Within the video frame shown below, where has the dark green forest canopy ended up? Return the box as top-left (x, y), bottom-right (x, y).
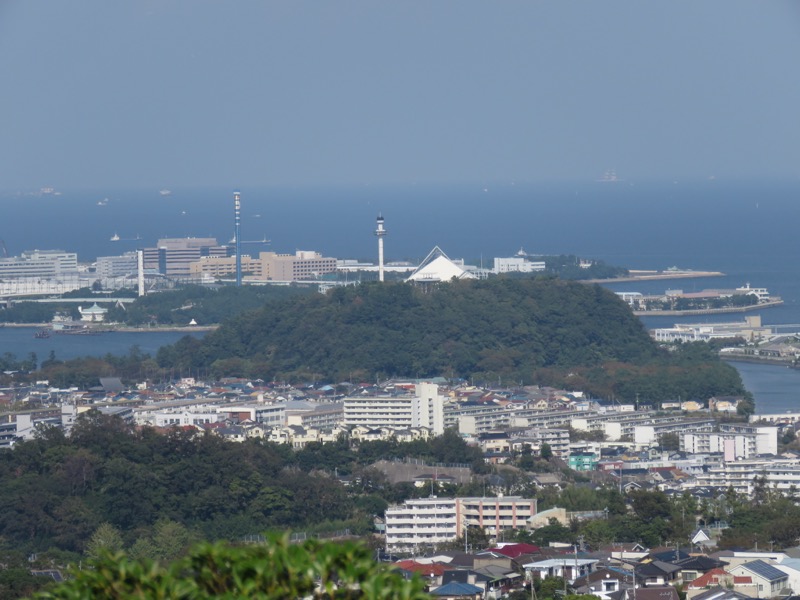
top-left (0, 414), bottom-right (483, 557)
top-left (154, 278), bottom-right (747, 402)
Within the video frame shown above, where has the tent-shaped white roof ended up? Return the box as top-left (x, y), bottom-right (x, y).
top-left (79, 303), bottom-right (107, 314)
top-left (407, 246), bottom-right (476, 283)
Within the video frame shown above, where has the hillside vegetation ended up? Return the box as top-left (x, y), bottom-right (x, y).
top-left (155, 278), bottom-right (746, 403)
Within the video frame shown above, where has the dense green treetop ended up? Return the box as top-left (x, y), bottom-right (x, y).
top-left (0, 414), bottom-right (484, 557)
top-left (157, 278), bottom-right (657, 381)
top-left (153, 278), bottom-right (747, 402)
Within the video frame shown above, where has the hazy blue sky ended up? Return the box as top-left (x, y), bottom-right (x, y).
top-left (1, 1), bottom-right (799, 190)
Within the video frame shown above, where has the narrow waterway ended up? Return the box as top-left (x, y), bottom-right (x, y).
top-left (0, 326), bottom-right (206, 364)
top-left (729, 360), bottom-right (800, 415)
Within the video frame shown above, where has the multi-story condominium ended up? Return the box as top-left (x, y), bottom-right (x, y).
top-left (514, 428), bottom-right (571, 458)
top-left (385, 497), bottom-right (458, 554)
top-left (0, 249), bottom-right (78, 279)
top-left (286, 401), bottom-right (344, 430)
top-left (634, 419), bottom-right (716, 446)
top-left (682, 424), bottom-right (778, 459)
top-left (343, 383), bottom-right (445, 435)
top-left (691, 457), bottom-right (800, 495)
top-left (384, 495), bottom-right (537, 554)
top-left (445, 404), bottom-right (583, 435)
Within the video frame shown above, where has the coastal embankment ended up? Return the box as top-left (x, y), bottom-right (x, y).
top-left (581, 269), bottom-right (724, 284)
top-left (1, 322), bottom-right (218, 333)
top-left (633, 299), bottom-right (784, 317)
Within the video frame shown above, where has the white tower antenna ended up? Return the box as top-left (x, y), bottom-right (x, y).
top-left (375, 214), bottom-right (387, 282)
top-left (137, 249), bottom-right (145, 297)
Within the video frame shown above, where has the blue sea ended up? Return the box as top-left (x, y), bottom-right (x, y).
top-left (2, 179), bottom-right (800, 412)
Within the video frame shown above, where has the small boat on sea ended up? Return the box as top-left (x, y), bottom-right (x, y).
top-left (34, 329), bottom-right (51, 339)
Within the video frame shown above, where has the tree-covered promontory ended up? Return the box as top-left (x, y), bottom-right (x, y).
top-left (155, 278), bottom-right (747, 402)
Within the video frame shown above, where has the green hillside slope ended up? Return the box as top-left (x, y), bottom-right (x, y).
top-left (155, 278), bottom-right (747, 403)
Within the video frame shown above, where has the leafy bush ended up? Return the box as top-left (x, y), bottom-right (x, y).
top-left (35, 534), bottom-right (428, 599)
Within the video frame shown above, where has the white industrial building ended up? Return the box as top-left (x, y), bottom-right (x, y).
top-left (0, 249), bottom-right (78, 279)
top-left (96, 252), bottom-right (138, 278)
top-left (652, 316), bottom-right (772, 343)
top-left (343, 383), bottom-right (445, 435)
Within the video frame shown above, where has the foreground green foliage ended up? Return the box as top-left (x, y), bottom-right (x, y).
top-left (35, 535), bottom-right (427, 599)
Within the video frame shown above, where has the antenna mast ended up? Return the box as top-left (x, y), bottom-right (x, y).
top-left (375, 214), bottom-right (387, 282)
top-left (234, 190), bottom-right (242, 286)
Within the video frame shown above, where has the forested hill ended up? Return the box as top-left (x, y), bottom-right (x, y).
top-left (157, 278), bottom-right (658, 384)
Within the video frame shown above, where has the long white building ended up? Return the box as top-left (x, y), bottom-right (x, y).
top-left (0, 249), bottom-right (78, 279)
top-left (343, 383), bottom-right (445, 434)
top-left (682, 423), bottom-right (778, 459)
top-left (384, 495), bottom-right (537, 554)
top-left (691, 457), bottom-right (800, 495)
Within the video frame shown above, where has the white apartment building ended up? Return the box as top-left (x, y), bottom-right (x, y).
top-left (692, 457), bottom-right (800, 495)
top-left (285, 401), bottom-right (344, 430)
top-left (384, 495), bottom-right (537, 555)
top-left (634, 419), bottom-right (716, 446)
top-left (343, 383), bottom-right (445, 435)
top-left (682, 424), bottom-right (778, 459)
top-left (385, 497), bottom-right (458, 554)
top-left (222, 403), bottom-right (286, 427)
top-left (511, 428), bottom-right (571, 458)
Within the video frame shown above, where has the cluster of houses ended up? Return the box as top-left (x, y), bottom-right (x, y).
top-left (388, 539), bottom-right (800, 600)
top-left (3, 376), bottom-right (800, 502)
